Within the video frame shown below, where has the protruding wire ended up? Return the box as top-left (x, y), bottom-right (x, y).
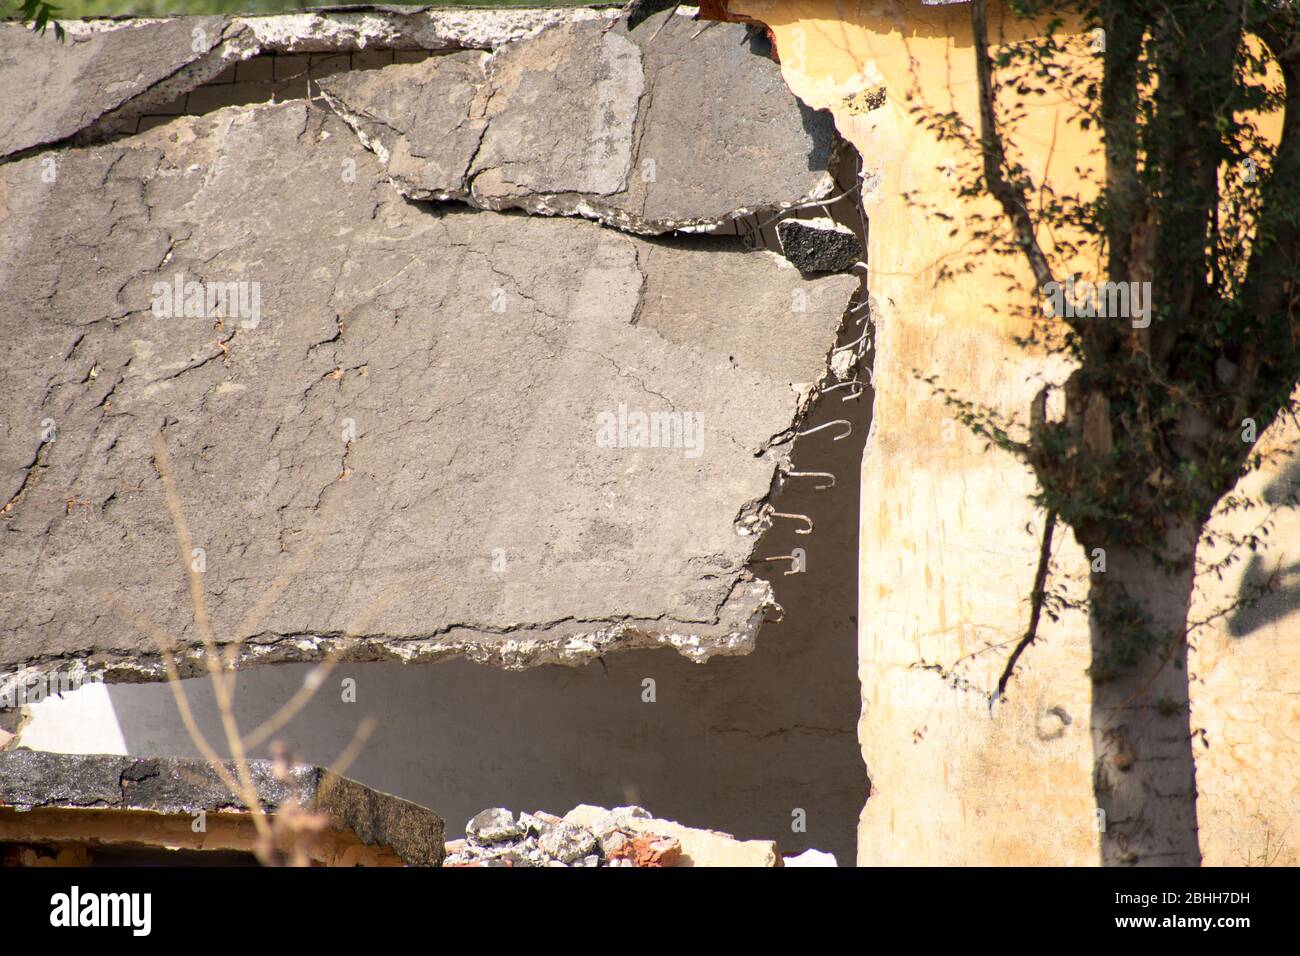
top-left (834, 329), bottom-right (871, 355)
top-left (798, 419), bottom-right (852, 441)
top-left (763, 506), bottom-right (814, 534)
top-left (749, 553), bottom-right (806, 576)
top-left (754, 183), bottom-right (864, 234)
top-left (786, 470), bottom-right (836, 490)
top-left (821, 380), bottom-right (864, 401)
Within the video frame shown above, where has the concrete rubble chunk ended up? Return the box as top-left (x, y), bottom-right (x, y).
top-left (607, 832), bottom-right (683, 866)
top-left (445, 803), bottom-right (779, 867)
top-left (563, 802), bottom-right (651, 838)
top-left (538, 821), bottom-right (599, 863)
top-left (466, 807), bottom-right (521, 845)
top-left (0, 97), bottom-right (857, 683)
top-left (777, 217), bottom-right (864, 276)
top-left (619, 814), bottom-right (781, 867)
top-left (0, 750), bottom-right (445, 866)
top-left (517, 811), bottom-right (556, 837)
top-left (318, 12), bottom-right (839, 234)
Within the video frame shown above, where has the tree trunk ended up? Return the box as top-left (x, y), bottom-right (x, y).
top-left (1088, 526), bottom-right (1202, 866)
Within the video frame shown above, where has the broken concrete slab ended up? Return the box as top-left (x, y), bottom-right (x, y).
top-left (0, 7), bottom-right (622, 160)
top-left (0, 98), bottom-right (856, 686)
top-left (318, 12), bottom-right (839, 233)
top-left (778, 217), bottom-right (864, 276)
top-left (236, 6), bottom-right (618, 54)
top-left (0, 17), bottom-right (228, 158)
top-left (0, 749), bottom-right (445, 865)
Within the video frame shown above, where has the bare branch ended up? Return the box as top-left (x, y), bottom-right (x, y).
top-left (994, 509), bottom-right (1058, 703)
top-left (970, 0), bottom-right (1056, 292)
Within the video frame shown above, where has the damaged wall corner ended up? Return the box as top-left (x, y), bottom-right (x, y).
top-left (724, 0), bottom-right (1300, 868)
top-left (1, 5), bottom-right (875, 866)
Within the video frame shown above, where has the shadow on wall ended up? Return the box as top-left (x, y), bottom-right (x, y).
top-left (105, 344), bottom-right (873, 863)
top-left (1228, 455), bottom-right (1300, 638)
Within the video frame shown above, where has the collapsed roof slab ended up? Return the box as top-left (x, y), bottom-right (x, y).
top-left (0, 88), bottom-right (857, 684)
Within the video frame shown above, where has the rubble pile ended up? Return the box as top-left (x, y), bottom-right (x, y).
top-left (443, 804), bottom-right (784, 867)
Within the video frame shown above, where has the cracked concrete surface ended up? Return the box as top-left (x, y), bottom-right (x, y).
top-left (0, 17), bottom-right (236, 158)
top-left (0, 7), bottom-right (622, 159)
top-left (0, 12), bottom-right (859, 686)
top-left (317, 12), bottom-right (839, 233)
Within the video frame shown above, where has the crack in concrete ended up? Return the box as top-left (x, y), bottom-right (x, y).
top-left (0, 12), bottom-right (866, 686)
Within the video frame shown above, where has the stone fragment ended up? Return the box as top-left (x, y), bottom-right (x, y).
top-left (621, 816), bottom-right (781, 867)
top-left (608, 832), bottom-right (684, 867)
top-left (600, 830), bottom-right (628, 858)
top-left (448, 804), bottom-right (780, 867)
top-left (518, 812), bottom-right (556, 838)
top-left (777, 217), bottom-right (864, 276)
top-left (830, 345), bottom-right (861, 380)
top-left (466, 808), bottom-right (520, 846)
top-left (539, 822), bottom-right (599, 864)
top-left (563, 803), bottom-right (651, 839)
top-left (613, 805), bottom-right (653, 824)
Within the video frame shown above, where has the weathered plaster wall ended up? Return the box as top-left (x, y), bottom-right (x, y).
top-left (733, 0), bottom-right (1300, 865)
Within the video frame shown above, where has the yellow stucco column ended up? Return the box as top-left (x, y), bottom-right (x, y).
top-left (731, 0), bottom-right (1300, 866)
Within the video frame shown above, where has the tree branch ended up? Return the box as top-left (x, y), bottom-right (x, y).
top-left (994, 509), bottom-right (1058, 703)
top-left (970, 0), bottom-right (1056, 292)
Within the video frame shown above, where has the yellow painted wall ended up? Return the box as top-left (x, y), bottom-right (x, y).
top-left (731, 0), bottom-right (1300, 865)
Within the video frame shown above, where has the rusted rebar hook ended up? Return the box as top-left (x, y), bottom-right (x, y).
top-left (834, 329), bottom-right (872, 357)
top-left (797, 419), bottom-right (852, 442)
top-left (785, 470), bottom-right (836, 490)
top-left (749, 552), bottom-right (807, 575)
top-left (820, 380), bottom-right (864, 402)
top-left (761, 504), bottom-right (814, 534)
